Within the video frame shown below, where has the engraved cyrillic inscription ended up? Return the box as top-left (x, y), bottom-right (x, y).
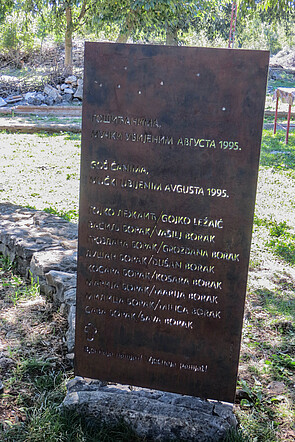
top-left (92, 113), bottom-right (161, 129)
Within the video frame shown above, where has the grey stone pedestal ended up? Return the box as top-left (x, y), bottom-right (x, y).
top-left (62, 377), bottom-right (237, 441)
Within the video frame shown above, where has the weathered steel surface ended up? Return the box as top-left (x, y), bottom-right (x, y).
top-left (75, 42), bottom-right (269, 403)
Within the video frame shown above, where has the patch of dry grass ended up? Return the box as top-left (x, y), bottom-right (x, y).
top-left (0, 131), bottom-right (80, 221)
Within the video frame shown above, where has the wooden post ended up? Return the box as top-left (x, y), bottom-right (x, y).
top-left (228, 2), bottom-right (237, 49)
top-left (274, 95), bottom-right (279, 135)
top-left (286, 104), bottom-right (292, 144)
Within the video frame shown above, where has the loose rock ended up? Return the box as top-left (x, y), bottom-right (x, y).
top-left (74, 79), bottom-right (83, 100)
top-left (0, 97), bottom-right (7, 107)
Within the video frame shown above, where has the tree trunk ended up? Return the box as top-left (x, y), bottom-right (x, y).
top-left (116, 32), bottom-right (129, 43)
top-left (116, 11), bottom-right (134, 43)
top-left (166, 27), bottom-right (178, 46)
top-left (65, 6), bottom-right (73, 74)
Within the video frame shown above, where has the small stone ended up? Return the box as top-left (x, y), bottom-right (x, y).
top-left (73, 83), bottom-right (83, 100)
top-left (28, 96), bottom-right (36, 105)
top-left (65, 75), bottom-right (77, 85)
top-left (45, 270), bottom-right (76, 303)
top-left (44, 96), bottom-right (54, 106)
top-left (44, 84), bottom-right (62, 102)
top-left (64, 287), bottom-right (76, 306)
top-left (33, 93), bottom-right (45, 105)
top-left (0, 356), bottom-right (15, 370)
top-left (63, 93), bottom-right (73, 102)
top-left (0, 97), bottom-right (7, 107)
top-left (25, 92), bottom-right (36, 103)
top-left (63, 87), bottom-right (74, 95)
top-left (59, 303), bottom-right (67, 316)
top-left (66, 305), bottom-right (76, 352)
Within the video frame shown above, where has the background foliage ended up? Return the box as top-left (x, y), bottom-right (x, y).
top-left (0, 0), bottom-right (294, 66)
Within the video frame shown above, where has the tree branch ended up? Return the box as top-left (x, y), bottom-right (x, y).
top-left (78, 0), bottom-right (88, 22)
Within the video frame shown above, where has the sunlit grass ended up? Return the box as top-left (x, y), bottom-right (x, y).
top-left (0, 132), bottom-right (81, 223)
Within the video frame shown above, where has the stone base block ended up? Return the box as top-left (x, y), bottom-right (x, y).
top-left (62, 377), bottom-right (237, 441)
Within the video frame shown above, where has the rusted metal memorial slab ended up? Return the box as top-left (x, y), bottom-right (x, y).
top-left (75, 42), bottom-right (269, 403)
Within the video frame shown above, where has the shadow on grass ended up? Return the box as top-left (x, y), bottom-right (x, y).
top-left (255, 288), bottom-right (295, 322)
top-left (1, 404), bottom-right (144, 442)
top-left (248, 287), bottom-right (295, 387)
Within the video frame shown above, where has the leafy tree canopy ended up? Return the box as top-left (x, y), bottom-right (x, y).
top-left (0, 0), bottom-right (14, 22)
top-left (239, 0), bottom-right (295, 12)
top-left (92, 0), bottom-right (225, 43)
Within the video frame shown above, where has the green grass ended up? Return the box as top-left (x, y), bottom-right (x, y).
top-left (0, 257), bottom-right (39, 306)
top-left (260, 130), bottom-right (295, 171)
top-left (231, 127), bottom-right (295, 441)
top-left (1, 366), bottom-right (142, 442)
top-left (43, 206), bottom-right (79, 222)
top-left (254, 130), bottom-right (295, 269)
top-left (2, 396), bottom-right (142, 442)
top-left (0, 255), bottom-right (16, 272)
top-left (253, 216), bottom-right (295, 266)
top-left (268, 237), bottom-right (295, 265)
top-left (268, 74), bottom-right (295, 91)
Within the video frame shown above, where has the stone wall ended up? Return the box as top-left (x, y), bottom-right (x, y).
top-left (0, 202), bottom-right (77, 353)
